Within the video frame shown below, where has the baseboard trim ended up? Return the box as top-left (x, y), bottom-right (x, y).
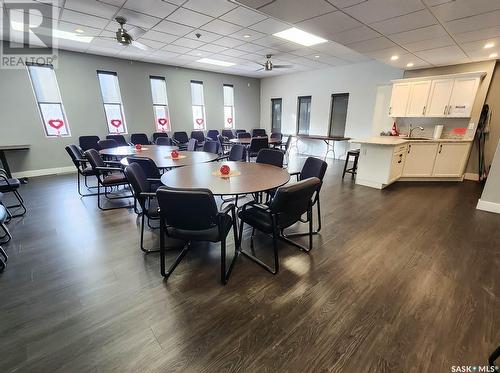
top-left (476, 199), bottom-right (500, 214)
top-left (355, 178), bottom-right (384, 189)
top-left (12, 166), bottom-right (75, 179)
top-left (464, 172), bottom-right (479, 181)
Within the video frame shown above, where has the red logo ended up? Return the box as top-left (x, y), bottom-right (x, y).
top-left (220, 164), bottom-right (230, 175)
top-left (110, 119), bottom-right (122, 128)
top-left (227, 117), bottom-right (233, 124)
top-left (48, 119), bottom-right (64, 130)
top-left (195, 118), bottom-right (204, 125)
top-left (171, 150), bottom-right (179, 159)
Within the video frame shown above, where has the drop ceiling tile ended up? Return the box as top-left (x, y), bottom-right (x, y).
top-left (185, 49), bottom-right (212, 57)
top-left (162, 0), bottom-right (185, 5)
top-left (306, 54), bottom-right (345, 65)
top-left (99, 0), bottom-right (127, 6)
top-left (421, 0), bottom-right (450, 6)
top-left (219, 6), bottom-right (267, 27)
top-left (330, 26), bottom-right (381, 44)
top-left (201, 19), bottom-right (243, 35)
top-left (468, 49), bottom-right (500, 62)
top-left (289, 47), bottom-right (319, 56)
top-left (388, 24), bottom-right (448, 44)
top-left (220, 48), bottom-right (248, 57)
top-left (251, 35), bottom-right (287, 48)
top-left (123, 0), bottom-right (178, 18)
top-left (87, 46), bottom-right (121, 56)
top-left (415, 45), bottom-right (470, 65)
top-left (275, 42), bottom-right (303, 52)
top-left (154, 20), bottom-right (194, 36)
top-left (337, 51), bottom-right (372, 63)
top-left (185, 29), bottom-right (223, 43)
top-left (370, 9), bottom-right (437, 35)
top-left (454, 26), bottom-right (500, 43)
top-left (327, 0), bottom-right (368, 8)
top-left (166, 7), bottom-right (213, 28)
top-left (182, 0), bottom-right (238, 17)
top-left (364, 46), bottom-right (409, 61)
top-left (197, 43), bottom-right (227, 53)
top-left (161, 44), bottom-right (191, 54)
top-left (312, 41), bottom-right (357, 56)
top-left (60, 9), bottom-right (110, 28)
top-left (461, 37), bottom-right (500, 53)
top-left (240, 52), bottom-right (264, 61)
top-left (382, 54), bottom-right (430, 69)
top-left (343, 0), bottom-right (425, 24)
top-left (141, 30), bottom-right (178, 43)
top-left (135, 38), bottom-right (164, 49)
top-left (445, 10), bottom-right (500, 34)
top-left (88, 37), bottom-right (125, 50)
top-left (347, 37), bottom-right (397, 53)
top-left (430, 0), bottom-right (500, 22)
top-left (230, 28), bottom-right (266, 42)
top-left (55, 21), bottom-right (102, 36)
top-left (148, 49), bottom-right (180, 59)
top-left (236, 43), bottom-right (266, 53)
top-left (403, 35), bottom-right (455, 52)
top-left (172, 37), bottom-right (205, 49)
top-left (258, 0), bottom-right (336, 23)
top-left (115, 9), bottom-right (161, 29)
top-left (64, 0), bottom-right (118, 19)
top-left (298, 11), bottom-right (362, 38)
top-left (248, 18), bottom-right (289, 34)
top-left (175, 54), bottom-right (201, 62)
top-left (212, 36), bottom-right (246, 48)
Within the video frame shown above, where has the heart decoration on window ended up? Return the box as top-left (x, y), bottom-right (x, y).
top-left (111, 119), bottom-right (122, 128)
top-left (158, 118), bottom-right (168, 126)
top-left (48, 119), bottom-right (64, 137)
top-left (227, 117), bottom-right (233, 124)
top-left (196, 118), bottom-right (204, 125)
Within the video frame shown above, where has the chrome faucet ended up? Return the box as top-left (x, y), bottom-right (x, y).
top-left (408, 124), bottom-right (424, 138)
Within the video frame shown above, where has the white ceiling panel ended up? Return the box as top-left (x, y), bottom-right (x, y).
top-left (248, 18), bottom-right (290, 34)
top-left (454, 26), bottom-right (500, 44)
top-left (312, 41), bottom-right (359, 56)
top-left (415, 45), bottom-right (470, 65)
top-left (445, 10), bottom-right (500, 34)
top-left (172, 37), bottom-right (205, 49)
top-left (235, 43), bottom-right (266, 53)
top-left (258, 0), bottom-right (336, 23)
top-left (182, 0), bottom-right (237, 17)
top-left (64, 0), bottom-right (118, 19)
top-left (141, 30), bottom-right (178, 44)
top-left (123, 0), bottom-right (178, 18)
top-left (220, 48), bottom-right (249, 57)
top-left (330, 26), bottom-right (381, 45)
top-left (388, 24), bottom-right (448, 44)
top-left (461, 37), bottom-right (500, 53)
top-left (166, 7), bottom-right (213, 28)
top-left (153, 20), bottom-right (194, 36)
top-left (185, 49), bottom-right (212, 57)
top-left (185, 29), bottom-right (223, 43)
top-left (370, 9), bottom-right (437, 35)
top-left (403, 35), bottom-right (455, 52)
top-left (347, 36), bottom-right (398, 53)
top-left (99, 0), bottom-right (127, 6)
top-left (251, 35), bottom-right (287, 48)
top-left (55, 21), bottom-right (102, 36)
top-left (230, 29), bottom-right (266, 42)
top-left (220, 6), bottom-right (267, 27)
top-left (197, 43), bottom-right (228, 53)
top-left (161, 44), bottom-right (192, 54)
top-left (201, 19), bottom-right (243, 35)
top-left (212, 36), bottom-right (246, 48)
top-left (342, 0), bottom-right (425, 24)
top-left (297, 11), bottom-right (363, 38)
top-left (135, 38), bottom-right (164, 50)
top-left (60, 9), bottom-right (110, 28)
top-left (115, 8), bottom-right (161, 29)
top-left (430, 0), bottom-right (500, 22)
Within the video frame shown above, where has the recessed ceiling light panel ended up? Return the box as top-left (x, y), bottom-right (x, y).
top-left (490, 53), bottom-right (498, 58)
top-left (390, 55), bottom-right (399, 61)
top-left (484, 43), bottom-right (495, 49)
top-left (197, 58), bottom-right (235, 67)
top-left (273, 27), bottom-right (327, 47)
top-left (406, 62), bottom-right (414, 67)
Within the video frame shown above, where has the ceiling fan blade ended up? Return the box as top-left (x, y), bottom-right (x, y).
top-left (273, 64), bottom-right (293, 69)
top-left (255, 67), bottom-right (265, 71)
top-left (131, 40), bottom-right (150, 51)
top-left (127, 26), bottom-right (146, 39)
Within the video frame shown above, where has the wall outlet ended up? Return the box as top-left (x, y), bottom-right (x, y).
top-left (468, 122), bottom-right (475, 130)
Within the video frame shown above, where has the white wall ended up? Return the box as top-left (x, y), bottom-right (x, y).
top-left (260, 61), bottom-right (402, 158)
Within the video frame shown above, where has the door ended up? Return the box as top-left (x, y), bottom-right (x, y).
top-left (432, 143), bottom-right (470, 177)
top-left (402, 143), bottom-right (439, 177)
top-left (406, 81), bottom-right (431, 117)
top-left (271, 98), bottom-right (282, 133)
top-left (389, 83), bottom-right (411, 117)
top-left (329, 93), bottom-right (349, 137)
top-left (425, 79), bottom-right (454, 117)
top-left (447, 77), bottom-right (479, 118)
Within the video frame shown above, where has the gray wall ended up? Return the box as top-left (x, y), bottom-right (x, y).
top-left (0, 49), bottom-right (260, 174)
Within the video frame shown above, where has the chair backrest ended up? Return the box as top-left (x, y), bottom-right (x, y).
top-left (106, 134), bottom-right (128, 146)
top-left (249, 137), bottom-right (269, 152)
top-left (79, 135), bottom-right (100, 151)
top-left (283, 135), bottom-right (292, 152)
top-left (228, 144), bottom-right (246, 161)
top-left (84, 149), bottom-right (105, 171)
top-left (252, 128), bottom-right (267, 137)
top-left (217, 134), bottom-right (228, 147)
top-left (256, 148), bottom-right (284, 167)
top-left (130, 133), bottom-right (150, 145)
top-left (156, 187), bottom-right (218, 230)
top-left (173, 131), bottom-right (189, 144)
top-left (124, 162), bottom-right (150, 209)
top-left (300, 157), bottom-right (328, 184)
top-left (203, 140), bottom-right (219, 154)
top-left (126, 157), bottom-right (161, 179)
top-left (270, 132), bottom-right (283, 140)
top-left (206, 129), bottom-right (219, 141)
top-left (237, 132), bottom-right (251, 139)
top-left (187, 138), bottom-right (198, 151)
top-left (152, 132), bottom-right (169, 142)
top-left (221, 129), bottom-right (234, 139)
top-left (190, 131), bottom-right (205, 143)
top-left (156, 137), bottom-right (172, 146)
top-left (65, 145), bottom-right (84, 169)
top-left (235, 129), bottom-right (246, 134)
top-left (98, 139), bottom-right (119, 150)
top-left (270, 177), bottom-right (320, 223)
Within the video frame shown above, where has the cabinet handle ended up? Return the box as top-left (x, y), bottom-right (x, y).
top-left (389, 106), bottom-right (392, 115)
top-left (422, 106), bottom-right (426, 115)
top-left (438, 144), bottom-right (443, 154)
top-left (448, 105), bottom-right (452, 115)
top-left (408, 144), bottom-right (411, 154)
top-left (443, 105), bottom-right (447, 115)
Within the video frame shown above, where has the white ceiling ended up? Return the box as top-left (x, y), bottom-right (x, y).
top-left (1, 0), bottom-right (499, 77)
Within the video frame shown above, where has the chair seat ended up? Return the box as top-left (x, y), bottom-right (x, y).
top-left (166, 214), bottom-right (232, 243)
top-left (238, 205), bottom-right (297, 233)
top-left (0, 178), bottom-right (20, 192)
top-left (0, 205), bottom-right (7, 223)
top-left (146, 199), bottom-right (160, 218)
top-left (81, 167), bottom-right (96, 176)
top-left (102, 173), bottom-right (127, 185)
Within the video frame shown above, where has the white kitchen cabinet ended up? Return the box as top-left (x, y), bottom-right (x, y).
top-left (389, 83), bottom-right (411, 117)
top-left (406, 80), bottom-right (431, 117)
top-left (389, 146), bottom-right (406, 182)
top-left (402, 143), bottom-right (439, 177)
top-left (425, 79), bottom-right (454, 117)
top-left (432, 143), bottom-right (470, 177)
top-left (447, 77), bottom-right (479, 118)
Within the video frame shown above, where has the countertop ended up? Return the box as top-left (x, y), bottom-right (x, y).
top-left (350, 136), bottom-right (472, 145)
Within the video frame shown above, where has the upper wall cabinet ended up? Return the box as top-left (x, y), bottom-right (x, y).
top-left (389, 72), bottom-right (484, 118)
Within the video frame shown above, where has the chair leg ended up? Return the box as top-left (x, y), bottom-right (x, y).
top-left (140, 213), bottom-right (159, 253)
top-left (159, 222), bottom-right (189, 279)
top-left (220, 216), bottom-right (240, 284)
top-left (97, 184), bottom-right (133, 211)
top-left (0, 245), bottom-right (7, 262)
top-left (239, 219), bottom-right (278, 274)
top-left (4, 190), bottom-right (27, 218)
top-left (283, 197), bottom-right (322, 238)
top-left (78, 173), bottom-right (98, 197)
top-left (0, 222), bottom-right (12, 244)
top-left (342, 155), bottom-right (350, 179)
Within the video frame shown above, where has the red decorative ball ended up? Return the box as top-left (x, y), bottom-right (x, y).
top-left (171, 150), bottom-right (179, 159)
top-left (220, 164), bottom-right (230, 175)
top-left (135, 144), bottom-right (142, 150)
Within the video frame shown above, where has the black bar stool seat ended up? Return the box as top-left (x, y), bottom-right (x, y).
top-left (342, 149), bottom-right (360, 179)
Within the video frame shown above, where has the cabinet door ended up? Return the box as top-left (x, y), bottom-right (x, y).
top-left (432, 143), bottom-right (470, 177)
top-left (389, 151), bottom-right (405, 182)
top-left (447, 77), bottom-right (479, 117)
top-left (402, 143), bottom-right (438, 177)
top-left (389, 83), bottom-right (411, 117)
top-left (406, 81), bottom-right (431, 117)
top-left (426, 79), bottom-right (453, 117)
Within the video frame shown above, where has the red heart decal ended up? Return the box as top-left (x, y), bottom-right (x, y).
top-left (158, 118), bottom-right (168, 126)
top-left (196, 118), bottom-right (204, 125)
top-left (227, 117), bottom-right (233, 124)
top-left (110, 119), bottom-right (122, 128)
top-left (48, 119), bottom-right (64, 130)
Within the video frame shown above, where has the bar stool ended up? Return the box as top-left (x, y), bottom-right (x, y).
top-left (342, 149), bottom-right (360, 178)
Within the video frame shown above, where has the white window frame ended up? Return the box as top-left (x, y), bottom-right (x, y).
top-left (97, 70), bottom-right (128, 134)
top-left (223, 84), bottom-right (235, 129)
top-left (190, 80), bottom-right (206, 130)
top-left (150, 75), bottom-right (171, 133)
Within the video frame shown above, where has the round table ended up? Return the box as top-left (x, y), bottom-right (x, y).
top-left (229, 137), bottom-right (282, 146)
top-left (119, 150), bottom-right (220, 169)
top-left (99, 145), bottom-right (178, 158)
top-left (160, 161), bottom-right (290, 196)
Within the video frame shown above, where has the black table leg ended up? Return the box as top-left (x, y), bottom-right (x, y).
top-left (0, 150), bottom-right (12, 178)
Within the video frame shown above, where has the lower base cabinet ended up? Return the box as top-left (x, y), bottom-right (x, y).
top-left (432, 143), bottom-right (470, 177)
top-left (402, 143), bottom-right (438, 177)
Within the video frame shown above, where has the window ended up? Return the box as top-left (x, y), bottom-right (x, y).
top-left (190, 80), bottom-right (206, 130)
top-left (223, 84), bottom-right (235, 129)
top-left (329, 93), bottom-right (349, 137)
top-left (97, 71), bottom-right (127, 134)
top-left (27, 64), bottom-right (70, 138)
top-left (297, 96), bottom-right (312, 135)
top-left (150, 76), bottom-right (171, 132)
top-left (271, 98), bottom-right (282, 133)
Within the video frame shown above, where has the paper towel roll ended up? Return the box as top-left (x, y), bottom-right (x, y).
top-left (433, 125), bottom-right (444, 139)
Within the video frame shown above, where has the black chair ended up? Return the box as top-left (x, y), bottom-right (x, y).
top-left (227, 144), bottom-right (246, 161)
top-left (280, 136), bottom-right (293, 165)
top-left (0, 169), bottom-right (26, 218)
top-left (342, 149), bottom-right (360, 178)
top-left (206, 129), bottom-right (219, 142)
top-left (238, 177), bottom-right (320, 274)
top-left (237, 132), bottom-right (251, 139)
top-left (190, 131), bottom-right (205, 147)
top-left (221, 129), bottom-right (235, 140)
top-left (217, 134), bottom-right (230, 155)
top-left (124, 162), bottom-right (160, 253)
top-left (235, 129), bottom-right (246, 134)
top-left (187, 138), bottom-right (198, 152)
top-left (173, 132), bottom-right (189, 150)
top-left (271, 132), bottom-right (283, 140)
top-left (156, 187), bottom-right (239, 284)
top-left (98, 139), bottom-right (118, 150)
top-left (126, 157), bottom-right (162, 187)
top-left (256, 149), bottom-right (284, 168)
top-left (248, 137), bottom-right (269, 160)
top-left (84, 149), bottom-right (133, 210)
top-left (252, 128), bottom-right (267, 137)
top-left (156, 137), bottom-right (173, 146)
top-left (106, 134), bottom-right (129, 146)
top-left (0, 203), bottom-right (10, 271)
top-left (130, 133), bottom-right (150, 145)
top-left (79, 135), bottom-right (100, 151)
top-left (65, 145), bottom-right (98, 197)
top-left (152, 132), bottom-right (169, 143)
top-left (203, 140), bottom-right (219, 155)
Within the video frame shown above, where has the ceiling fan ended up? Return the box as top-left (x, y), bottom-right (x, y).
top-left (257, 54), bottom-right (293, 71)
top-left (104, 16), bottom-right (150, 51)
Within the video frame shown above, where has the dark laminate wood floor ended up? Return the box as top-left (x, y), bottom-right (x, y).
top-left (1, 158), bottom-right (499, 372)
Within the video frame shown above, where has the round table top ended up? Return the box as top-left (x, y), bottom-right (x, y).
top-left (119, 150), bottom-right (220, 169)
top-left (160, 161), bottom-right (290, 196)
top-left (99, 144), bottom-right (178, 157)
top-left (229, 137), bottom-right (282, 145)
